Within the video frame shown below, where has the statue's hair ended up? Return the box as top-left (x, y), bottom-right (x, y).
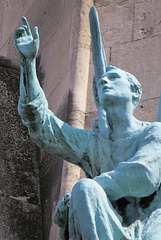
top-left (126, 72), bottom-right (142, 110)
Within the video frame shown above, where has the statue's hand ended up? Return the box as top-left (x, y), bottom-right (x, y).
top-left (14, 17), bottom-right (39, 59)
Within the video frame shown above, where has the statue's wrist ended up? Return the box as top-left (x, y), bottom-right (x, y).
top-left (20, 56), bottom-right (36, 65)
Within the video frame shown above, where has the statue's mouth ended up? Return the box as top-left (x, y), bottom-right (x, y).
top-left (102, 85), bottom-right (111, 92)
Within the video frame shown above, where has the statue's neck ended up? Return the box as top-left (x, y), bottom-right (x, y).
top-left (105, 105), bottom-right (140, 140)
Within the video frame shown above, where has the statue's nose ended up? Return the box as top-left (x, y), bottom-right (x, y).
top-left (99, 77), bottom-right (109, 86)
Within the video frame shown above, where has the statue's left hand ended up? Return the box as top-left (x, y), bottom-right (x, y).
top-left (14, 17), bottom-right (39, 59)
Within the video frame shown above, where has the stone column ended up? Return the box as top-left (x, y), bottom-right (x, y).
top-left (49, 0), bottom-right (93, 239)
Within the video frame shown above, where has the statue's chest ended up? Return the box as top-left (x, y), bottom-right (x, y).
top-left (98, 135), bottom-right (139, 173)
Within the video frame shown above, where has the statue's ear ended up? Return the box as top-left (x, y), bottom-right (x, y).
top-left (130, 83), bottom-right (141, 109)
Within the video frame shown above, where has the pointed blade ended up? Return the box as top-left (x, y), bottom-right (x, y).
top-left (158, 94), bottom-right (161, 122)
top-left (89, 6), bottom-right (107, 81)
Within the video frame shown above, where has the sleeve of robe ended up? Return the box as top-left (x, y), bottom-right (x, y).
top-left (18, 89), bottom-right (93, 173)
top-left (94, 123), bottom-right (161, 201)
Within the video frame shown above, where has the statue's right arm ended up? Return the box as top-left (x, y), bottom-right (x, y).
top-left (14, 18), bottom-right (91, 166)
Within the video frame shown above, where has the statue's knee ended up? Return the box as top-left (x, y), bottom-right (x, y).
top-left (71, 178), bottom-right (99, 200)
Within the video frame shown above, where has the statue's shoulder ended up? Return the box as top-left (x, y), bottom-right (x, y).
top-left (145, 121), bottom-right (161, 130)
top-left (142, 121), bottom-right (161, 139)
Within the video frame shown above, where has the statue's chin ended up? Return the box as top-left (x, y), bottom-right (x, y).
top-left (99, 95), bottom-right (116, 110)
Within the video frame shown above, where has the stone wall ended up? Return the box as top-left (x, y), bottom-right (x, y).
top-left (86, 0), bottom-right (161, 129)
top-left (0, 59), bottom-right (42, 239)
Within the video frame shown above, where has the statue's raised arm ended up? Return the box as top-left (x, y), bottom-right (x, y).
top-left (14, 18), bottom-right (93, 178)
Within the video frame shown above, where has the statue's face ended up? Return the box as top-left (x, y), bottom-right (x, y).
top-left (97, 68), bottom-right (133, 109)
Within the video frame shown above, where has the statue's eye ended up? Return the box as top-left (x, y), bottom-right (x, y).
top-left (110, 75), bottom-right (116, 79)
top-left (108, 73), bottom-right (120, 80)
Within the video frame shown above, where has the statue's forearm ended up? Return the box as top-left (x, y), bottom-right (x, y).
top-left (19, 57), bottom-right (41, 103)
top-left (94, 159), bottom-right (160, 201)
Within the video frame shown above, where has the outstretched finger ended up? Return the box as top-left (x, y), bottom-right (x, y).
top-left (22, 16), bottom-right (32, 36)
top-left (32, 26), bottom-right (39, 41)
top-left (14, 30), bottom-right (19, 46)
